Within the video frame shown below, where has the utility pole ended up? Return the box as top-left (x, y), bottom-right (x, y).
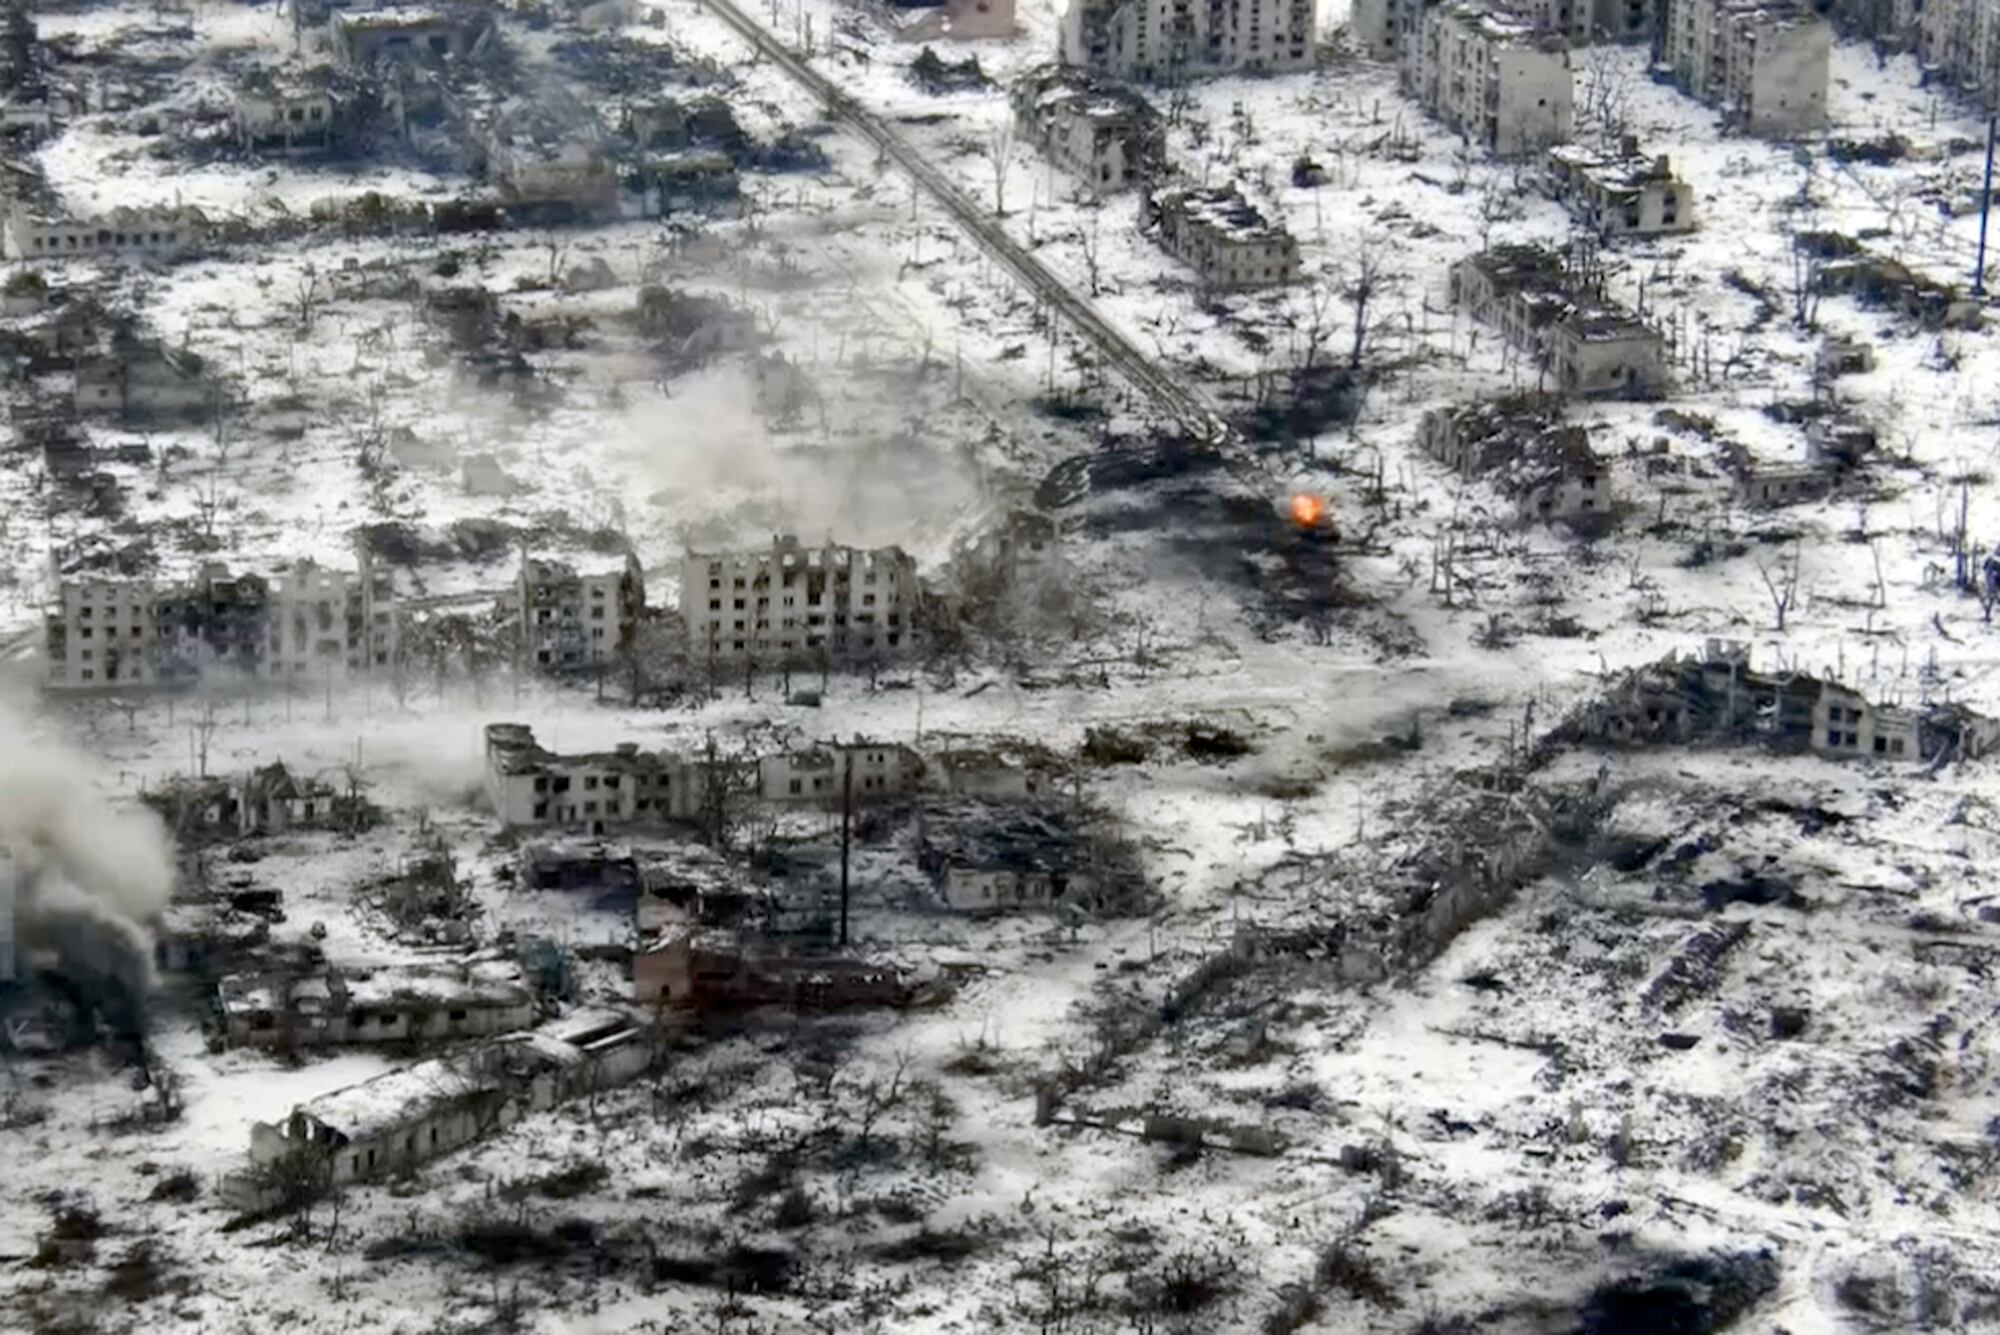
top-left (838, 750), bottom-right (852, 947)
top-left (1977, 114), bottom-right (1996, 298)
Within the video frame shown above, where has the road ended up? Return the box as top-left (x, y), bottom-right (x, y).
top-left (694, 0), bottom-right (1238, 447)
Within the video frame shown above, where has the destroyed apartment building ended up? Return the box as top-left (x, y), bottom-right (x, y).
top-left (1542, 139), bottom-right (1695, 239)
top-left (1010, 68), bottom-right (1164, 193)
top-left (633, 905), bottom-right (908, 1011)
top-left (331, 4), bottom-right (496, 70)
top-left (1401, 2), bottom-right (1573, 157)
top-left (483, 723), bottom-right (928, 834)
top-left (1140, 184), bottom-right (1300, 291)
top-left (680, 534), bottom-right (919, 666)
top-left (1662, 0), bottom-right (1829, 135)
top-left (1449, 244), bottom-right (1666, 398)
top-left (517, 838), bottom-right (643, 896)
top-left (1564, 639), bottom-right (2000, 764)
top-left (45, 554), bottom-right (399, 691)
top-left (890, 0), bottom-right (1019, 41)
top-left (474, 83), bottom-right (619, 215)
top-left (216, 961), bottom-right (539, 1050)
top-left (1060, 0), bottom-right (1315, 80)
top-left (515, 552), bottom-right (644, 673)
top-left (1418, 396), bottom-right (1614, 527)
top-left (74, 342), bottom-right (213, 421)
top-left (228, 1009), bottom-right (649, 1208)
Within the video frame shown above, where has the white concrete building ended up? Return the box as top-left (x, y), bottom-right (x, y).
top-left (484, 725), bottom-right (701, 834)
top-left (1543, 141), bottom-right (1695, 238)
top-left (218, 964), bottom-right (538, 1050)
top-left (681, 535), bottom-right (918, 667)
top-left (1404, 2), bottom-right (1573, 157)
top-left (1060, 0), bottom-right (1315, 80)
top-left (1011, 71), bottom-right (1164, 193)
top-left (45, 577), bottom-right (162, 690)
top-left (517, 554), bottom-right (644, 673)
top-left (1910, 0), bottom-right (2000, 111)
top-left (237, 65), bottom-right (342, 153)
top-left (1419, 398), bottom-right (1612, 526)
top-left (1141, 185), bottom-right (1299, 291)
top-left (1663, 0), bottom-right (1829, 135)
top-left (757, 741), bottom-right (925, 804)
top-left (2, 204), bottom-right (206, 262)
top-left (1355, 0), bottom-right (1591, 59)
top-left (1449, 245), bottom-right (1666, 398)
top-left (265, 557), bottom-right (399, 683)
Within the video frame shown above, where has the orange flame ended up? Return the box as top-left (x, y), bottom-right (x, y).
top-left (1290, 493), bottom-right (1325, 528)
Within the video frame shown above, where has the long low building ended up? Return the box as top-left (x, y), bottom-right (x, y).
top-left (226, 1009), bottom-right (649, 1209)
top-left (216, 962), bottom-right (538, 1050)
top-left (1449, 244), bottom-right (1666, 399)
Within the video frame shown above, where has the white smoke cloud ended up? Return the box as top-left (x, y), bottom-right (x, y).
top-left (0, 696), bottom-right (176, 1021)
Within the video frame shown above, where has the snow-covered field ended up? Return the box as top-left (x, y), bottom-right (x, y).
top-left (6, 0), bottom-right (2000, 1328)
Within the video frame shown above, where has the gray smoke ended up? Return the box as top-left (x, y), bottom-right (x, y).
top-left (0, 699), bottom-right (175, 1034)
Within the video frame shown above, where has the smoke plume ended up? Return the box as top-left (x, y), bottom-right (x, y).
top-left (0, 698), bottom-right (176, 1035)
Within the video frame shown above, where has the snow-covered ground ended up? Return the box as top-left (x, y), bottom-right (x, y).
top-left (6, 0), bottom-right (2000, 1328)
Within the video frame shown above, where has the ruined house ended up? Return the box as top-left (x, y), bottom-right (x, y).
top-left (2, 203), bottom-right (206, 262)
top-left (1010, 69), bottom-right (1164, 193)
top-left (516, 552), bottom-right (645, 674)
top-left (236, 63), bottom-right (347, 153)
top-left (1816, 254), bottom-right (1982, 330)
top-left (230, 1009), bottom-right (649, 1207)
top-left (1419, 397), bottom-right (1613, 527)
top-left (929, 738), bottom-right (1060, 798)
top-left (680, 534), bottom-right (919, 667)
top-left (918, 800), bottom-right (1096, 912)
top-left (331, 5), bottom-right (495, 69)
top-left (633, 924), bottom-right (907, 1010)
top-left (1140, 185), bottom-right (1299, 291)
top-left (484, 723), bottom-right (704, 834)
top-left (143, 762), bottom-right (366, 841)
top-left (1542, 140), bottom-right (1695, 238)
top-left (74, 345), bottom-right (212, 420)
top-left (635, 285), bottom-right (757, 360)
top-left (1449, 244), bottom-right (1666, 398)
top-left (516, 839), bottom-right (642, 896)
top-left (893, 0), bottom-right (1018, 40)
top-left (477, 84), bottom-right (618, 214)
top-left (1568, 639), bottom-right (2000, 764)
top-left (758, 740), bottom-right (925, 804)
top-left (217, 961), bottom-right (538, 1050)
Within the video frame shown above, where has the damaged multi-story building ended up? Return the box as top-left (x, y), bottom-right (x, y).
top-left (1542, 139), bottom-right (1696, 238)
top-left (1419, 397), bottom-right (1614, 526)
top-left (330, 4), bottom-right (496, 69)
top-left (1449, 244), bottom-right (1666, 398)
top-left (515, 553), bottom-right (645, 674)
top-left (1140, 184), bottom-right (1299, 291)
top-left (216, 961), bottom-right (539, 1050)
top-left (44, 555), bottom-right (398, 692)
top-left (475, 84), bottom-right (619, 215)
top-left (1567, 639), bottom-right (2000, 764)
top-left (1403, 2), bottom-right (1573, 156)
top-left (228, 1009), bottom-right (649, 1208)
top-left (1010, 68), bottom-right (1165, 193)
top-left (2, 203), bottom-right (207, 262)
top-left (235, 63), bottom-right (348, 154)
top-left (1059, 0), bottom-right (1316, 80)
top-left (1661, 0), bottom-right (1829, 135)
top-left (680, 534), bottom-right (919, 667)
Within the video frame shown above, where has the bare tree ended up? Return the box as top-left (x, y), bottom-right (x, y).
top-left (1756, 543), bottom-right (1803, 631)
top-left (1337, 239), bottom-right (1395, 371)
top-left (985, 120), bottom-right (1015, 217)
top-left (1574, 46), bottom-right (1635, 148)
top-left (293, 264), bottom-right (322, 333)
top-left (1077, 204), bottom-right (1104, 297)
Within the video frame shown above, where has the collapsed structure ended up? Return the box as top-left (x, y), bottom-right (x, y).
top-left (1449, 244), bottom-right (1666, 398)
top-left (2, 203), bottom-right (207, 262)
top-left (515, 553), bottom-right (645, 674)
top-left (142, 762), bottom-right (369, 841)
top-left (1419, 397), bottom-right (1613, 526)
top-left (1564, 640), bottom-right (2000, 764)
top-left (44, 556), bottom-right (399, 692)
top-left (216, 961), bottom-right (538, 1050)
top-left (1010, 68), bottom-right (1164, 193)
top-left (1139, 185), bottom-right (1299, 291)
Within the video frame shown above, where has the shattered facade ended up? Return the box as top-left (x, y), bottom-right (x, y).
top-left (1060, 0), bottom-right (1316, 80)
top-left (1419, 397), bottom-right (1613, 525)
top-left (516, 553), bottom-right (645, 674)
top-left (1542, 140), bottom-right (1695, 238)
top-left (1403, 2), bottom-right (1573, 156)
top-left (217, 962), bottom-right (538, 1050)
top-left (3, 204), bottom-right (206, 262)
top-left (1011, 69), bottom-right (1165, 193)
top-left (680, 534), bottom-right (918, 667)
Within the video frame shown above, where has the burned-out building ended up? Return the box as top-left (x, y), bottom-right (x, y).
top-left (483, 724), bottom-right (702, 834)
top-left (1450, 245), bottom-right (1666, 398)
top-left (1403, 2), bottom-right (1573, 157)
top-left (516, 553), bottom-right (644, 674)
top-left (2, 204), bottom-right (206, 263)
top-left (633, 924), bottom-right (907, 1010)
top-left (74, 345), bottom-right (213, 420)
top-left (477, 85), bottom-right (618, 213)
top-left (1140, 184), bottom-right (1299, 291)
top-left (217, 961), bottom-right (539, 1050)
top-left (1419, 397), bottom-right (1613, 526)
top-left (1567, 639), bottom-right (2000, 764)
top-left (331, 5), bottom-right (495, 69)
top-left (517, 839), bottom-right (642, 896)
top-left (635, 286), bottom-right (757, 360)
top-left (918, 800), bottom-right (1097, 912)
top-left (1542, 140), bottom-right (1695, 239)
top-left (1011, 69), bottom-right (1164, 193)
top-left (230, 1010), bottom-right (649, 1207)
top-left (144, 762), bottom-right (365, 842)
top-left (1060, 0), bottom-right (1315, 79)
top-left (758, 740), bottom-right (925, 805)
top-left (45, 555), bottom-right (398, 692)
top-left (680, 535), bottom-right (919, 667)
